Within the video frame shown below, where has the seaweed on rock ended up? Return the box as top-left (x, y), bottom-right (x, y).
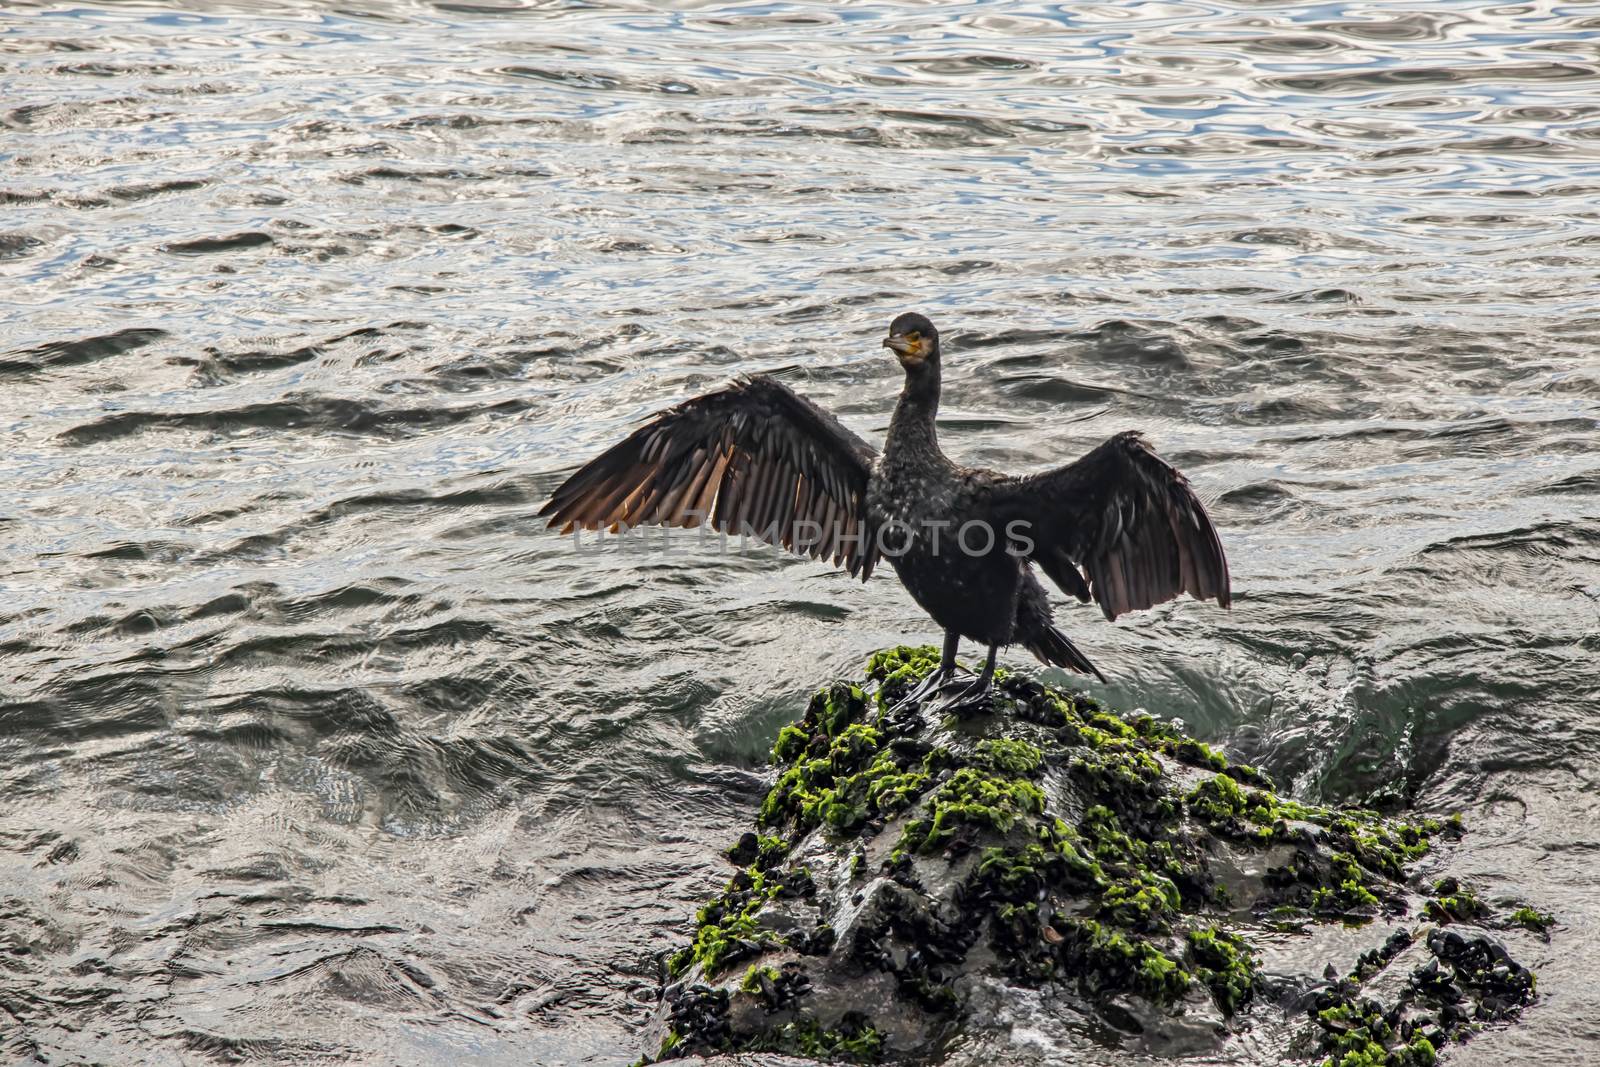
top-left (1304, 925), bottom-right (1537, 1067)
top-left (643, 647), bottom-right (1538, 1065)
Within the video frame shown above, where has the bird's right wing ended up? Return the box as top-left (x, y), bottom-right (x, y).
top-left (539, 375), bottom-right (881, 579)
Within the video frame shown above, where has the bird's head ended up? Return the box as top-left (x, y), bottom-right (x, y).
top-left (883, 312), bottom-right (939, 370)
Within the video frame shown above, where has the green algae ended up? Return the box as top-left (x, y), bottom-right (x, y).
top-left (1087, 710), bottom-right (1139, 742)
top-left (1186, 772), bottom-right (1248, 825)
top-left (761, 737), bottom-right (939, 836)
top-left (1304, 916), bottom-right (1537, 1067)
top-left (1050, 916), bottom-right (1190, 1003)
top-left (1314, 1000), bottom-right (1441, 1067)
top-left (669, 883), bottom-right (772, 979)
top-left (724, 832), bottom-right (789, 870)
top-left (865, 645), bottom-right (942, 706)
top-left (1242, 788), bottom-right (1328, 829)
top-left (1510, 904), bottom-right (1554, 933)
top-left (1172, 737), bottom-right (1229, 772)
top-left (739, 963), bottom-right (781, 993)
top-left (759, 668), bottom-right (947, 836)
top-left (669, 860), bottom-right (819, 979)
top-left (773, 723), bottom-right (811, 764)
top-left (1234, 799), bottom-right (1453, 920)
top-left (1224, 763), bottom-right (1274, 789)
top-left (1075, 803), bottom-right (1209, 914)
top-left (897, 766), bottom-right (1046, 854)
top-left (976, 737), bottom-right (1043, 775)
top-left (1424, 894), bottom-right (1486, 923)
top-left (1069, 746), bottom-right (1171, 824)
top-left (974, 836), bottom-right (1102, 908)
top-left (1126, 710), bottom-right (1183, 742)
top-left (1099, 877), bottom-right (1180, 931)
top-left (749, 1016), bottom-right (884, 1062)
top-left (1185, 926), bottom-right (1257, 1015)
top-left (652, 646), bottom-right (1525, 1064)
top-left (1316, 999), bottom-right (1439, 1067)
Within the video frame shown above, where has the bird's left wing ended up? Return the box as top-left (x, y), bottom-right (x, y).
top-left (539, 375), bottom-right (881, 579)
top-left (989, 430), bottom-right (1229, 620)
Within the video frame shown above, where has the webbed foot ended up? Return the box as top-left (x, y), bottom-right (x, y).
top-left (935, 675), bottom-right (996, 715)
top-left (886, 668), bottom-right (956, 714)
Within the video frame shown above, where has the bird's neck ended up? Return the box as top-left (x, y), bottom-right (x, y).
top-left (886, 361), bottom-right (942, 460)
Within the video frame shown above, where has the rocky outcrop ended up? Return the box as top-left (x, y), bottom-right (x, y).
top-left (642, 647), bottom-right (1538, 1066)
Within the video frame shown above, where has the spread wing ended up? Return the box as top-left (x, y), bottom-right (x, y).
top-left (992, 430), bottom-right (1229, 620)
top-left (539, 375), bottom-right (880, 579)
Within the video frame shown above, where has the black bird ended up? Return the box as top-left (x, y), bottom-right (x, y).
top-left (540, 312), bottom-right (1230, 710)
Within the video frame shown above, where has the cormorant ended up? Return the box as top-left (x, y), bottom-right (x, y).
top-left (540, 313), bottom-right (1230, 711)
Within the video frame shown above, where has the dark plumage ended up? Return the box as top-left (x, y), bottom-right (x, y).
top-left (540, 312), bottom-right (1230, 709)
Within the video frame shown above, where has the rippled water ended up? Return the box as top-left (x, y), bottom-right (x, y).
top-left (2, 0), bottom-right (1597, 1063)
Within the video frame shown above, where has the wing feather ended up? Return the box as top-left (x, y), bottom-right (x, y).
top-left (991, 430), bottom-right (1230, 620)
top-left (540, 375), bottom-right (879, 579)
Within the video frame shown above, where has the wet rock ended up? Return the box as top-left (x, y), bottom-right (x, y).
top-left (641, 646), bottom-right (1539, 1064)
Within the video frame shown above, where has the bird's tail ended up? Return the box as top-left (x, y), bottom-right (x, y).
top-left (1025, 625), bottom-right (1107, 684)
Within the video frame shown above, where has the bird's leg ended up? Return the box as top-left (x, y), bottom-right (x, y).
top-left (937, 644), bottom-right (999, 714)
top-left (886, 631), bottom-right (961, 712)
